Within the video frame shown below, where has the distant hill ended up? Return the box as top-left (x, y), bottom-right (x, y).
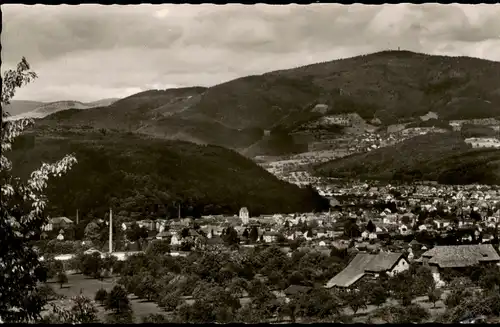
top-left (9, 129), bottom-right (329, 219)
top-left (3, 100), bottom-right (45, 116)
top-left (7, 98), bottom-right (118, 120)
top-left (34, 51), bottom-right (500, 156)
top-left (312, 132), bottom-right (500, 185)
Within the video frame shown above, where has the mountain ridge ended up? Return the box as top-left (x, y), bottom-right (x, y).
top-left (33, 50), bottom-right (500, 156)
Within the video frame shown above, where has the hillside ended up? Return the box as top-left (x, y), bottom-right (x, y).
top-left (3, 100), bottom-right (45, 116)
top-left (9, 129), bottom-right (329, 219)
top-left (35, 51), bottom-right (500, 156)
top-left (180, 50), bottom-right (500, 128)
top-left (7, 98), bottom-right (118, 120)
top-left (312, 132), bottom-right (500, 185)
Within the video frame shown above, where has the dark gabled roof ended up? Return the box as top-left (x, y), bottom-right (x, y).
top-left (325, 251), bottom-right (405, 288)
top-left (364, 252), bottom-right (404, 273)
top-left (420, 244), bottom-right (500, 268)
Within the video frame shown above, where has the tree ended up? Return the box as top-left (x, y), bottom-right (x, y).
top-left (145, 239), bottom-right (171, 256)
top-left (478, 265), bottom-right (500, 290)
top-left (366, 220), bottom-right (376, 233)
top-left (126, 223), bottom-right (148, 242)
top-left (249, 226), bottom-right (259, 243)
top-left (1, 57), bottom-right (78, 322)
top-left (81, 252), bottom-right (104, 279)
top-left (222, 226), bottom-right (240, 246)
top-left (105, 285), bottom-right (131, 315)
top-left (158, 292), bottom-right (181, 311)
top-left (134, 274), bottom-right (158, 301)
top-left (291, 287), bottom-right (341, 320)
top-left (369, 285), bottom-right (389, 308)
top-left (242, 228), bottom-right (249, 238)
top-left (84, 221), bottom-right (101, 244)
top-left (56, 272), bottom-right (68, 289)
top-left (94, 288), bottom-right (108, 306)
top-left (45, 258), bottom-right (64, 279)
top-left (343, 219), bottom-right (361, 238)
top-left (43, 295), bottom-right (98, 324)
top-left (428, 289), bottom-right (442, 308)
top-left (341, 288), bottom-right (368, 314)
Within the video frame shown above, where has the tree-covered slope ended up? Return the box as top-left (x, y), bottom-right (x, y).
top-left (9, 130), bottom-right (329, 220)
top-left (312, 132), bottom-right (500, 184)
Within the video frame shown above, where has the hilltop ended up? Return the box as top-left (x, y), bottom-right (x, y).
top-left (9, 128), bottom-right (329, 219)
top-left (312, 132), bottom-right (500, 185)
top-left (35, 50), bottom-right (500, 156)
top-left (6, 98), bottom-right (118, 120)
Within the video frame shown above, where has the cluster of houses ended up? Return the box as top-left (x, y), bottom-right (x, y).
top-left (325, 243), bottom-right (500, 289)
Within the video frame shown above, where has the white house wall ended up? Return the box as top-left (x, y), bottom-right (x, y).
top-left (389, 258), bottom-right (410, 276)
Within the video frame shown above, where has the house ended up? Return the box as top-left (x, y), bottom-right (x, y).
top-left (155, 219), bottom-right (168, 232)
top-left (263, 231), bottom-right (280, 243)
top-left (399, 224), bottom-right (411, 235)
top-left (239, 207), bottom-right (250, 225)
top-left (434, 220), bottom-right (451, 230)
top-left (42, 217), bottom-right (74, 232)
top-left (416, 244), bottom-right (500, 287)
top-left (170, 234), bottom-right (182, 246)
top-left (137, 219), bottom-right (155, 231)
top-left (325, 252), bottom-right (409, 288)
top-left (156, 231), bottom-right (171, 240)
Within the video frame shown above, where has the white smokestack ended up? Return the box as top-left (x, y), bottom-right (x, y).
top-left (109, 208), bottom-right (113, 254)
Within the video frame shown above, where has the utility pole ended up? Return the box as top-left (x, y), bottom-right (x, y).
top-left (109, 208), bottom-right (113, 254)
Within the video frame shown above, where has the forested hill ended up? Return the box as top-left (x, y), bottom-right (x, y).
top-left (9, 129), bottom-right (329, 220)
top-left (313, 132), bottom-right (500, 185)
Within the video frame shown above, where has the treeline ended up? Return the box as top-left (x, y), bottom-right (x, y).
top-left (9, 131), bottom-right (329, 220)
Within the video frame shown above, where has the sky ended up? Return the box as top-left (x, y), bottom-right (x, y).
top-left (2, 4), bottom-right (500, 102)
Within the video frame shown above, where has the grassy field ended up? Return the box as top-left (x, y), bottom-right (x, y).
top-left (45, 273), bottom-right (164, 323)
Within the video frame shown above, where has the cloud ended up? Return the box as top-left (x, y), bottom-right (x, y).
top-left (2, 3), bottom-right (500, 102)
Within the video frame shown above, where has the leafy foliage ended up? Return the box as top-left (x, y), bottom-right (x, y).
top-left (0, 57), bottom-right (77, 323)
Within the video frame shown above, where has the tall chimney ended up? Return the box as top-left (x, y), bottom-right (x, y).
top-left (109, 208), bottom-right (113, 254)
top-left (178, 204), bottom-right (181, 219)
top-left (76, 209), bottom-right (79, 225)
